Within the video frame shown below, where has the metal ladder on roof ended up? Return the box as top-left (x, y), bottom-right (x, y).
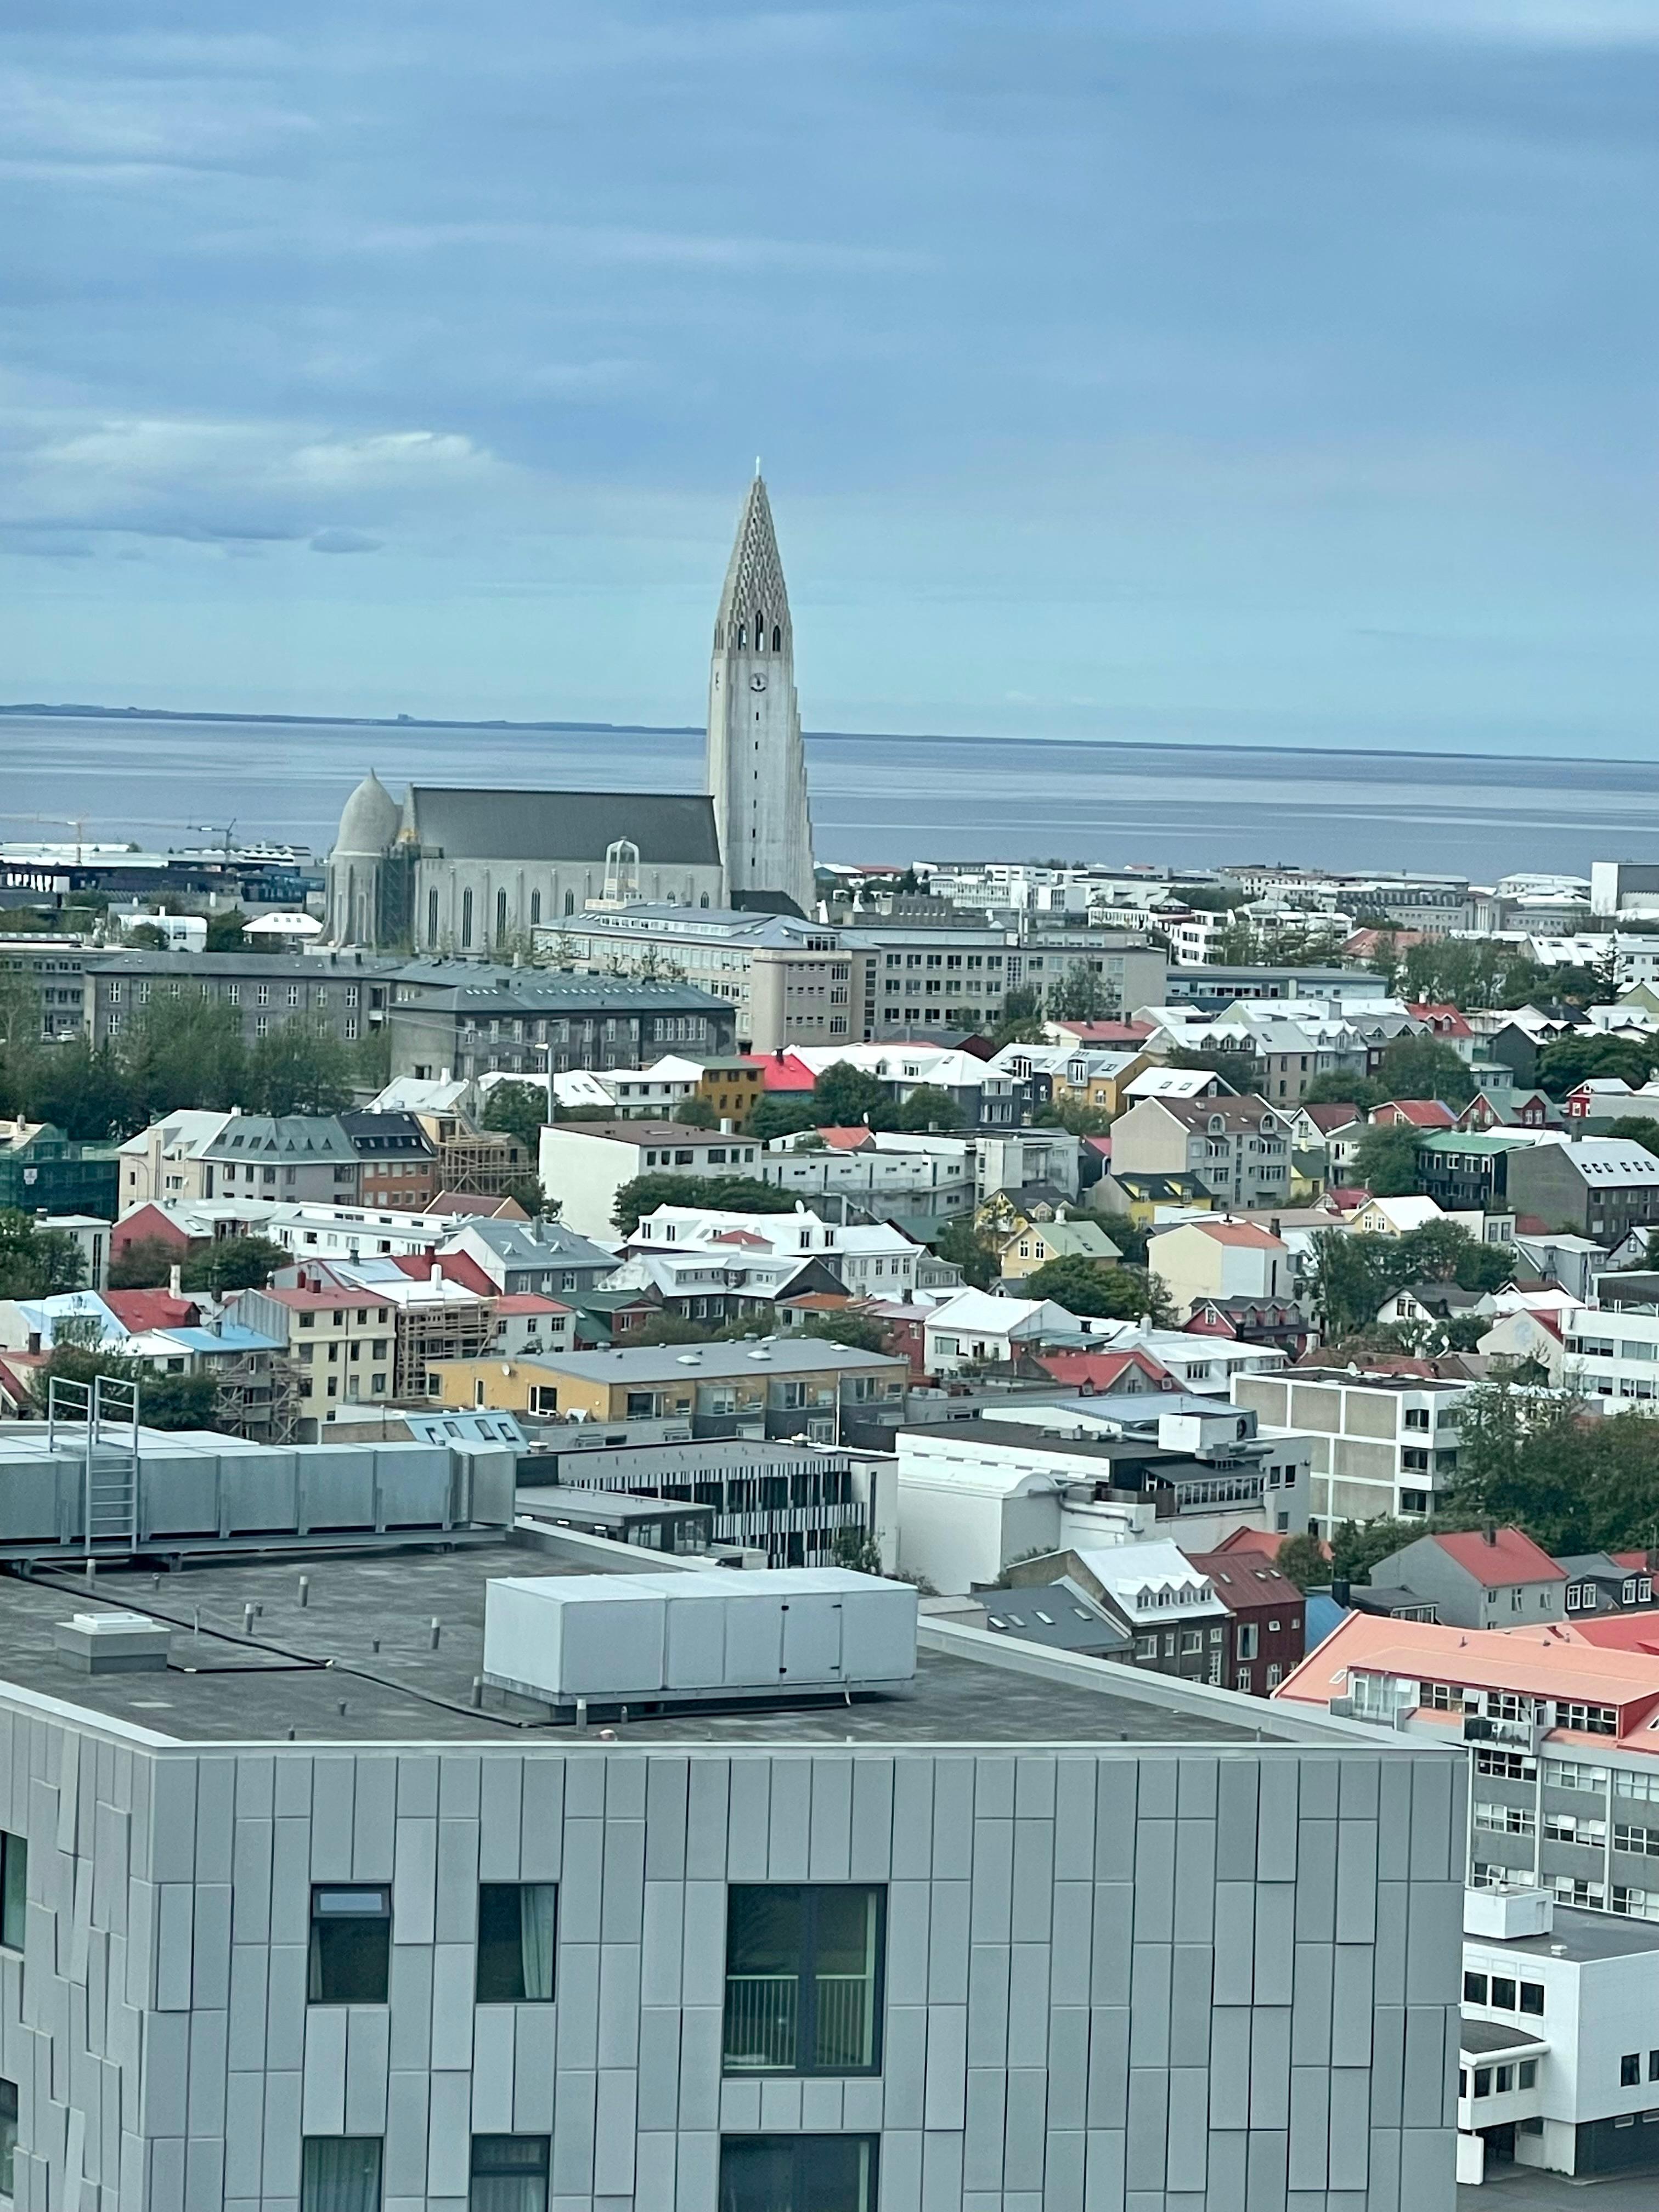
top-left (48, 1374), bottom-right (140, 1556)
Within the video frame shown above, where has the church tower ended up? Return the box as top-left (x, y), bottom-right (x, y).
top-left (706, 472), bottom-right (815, 915)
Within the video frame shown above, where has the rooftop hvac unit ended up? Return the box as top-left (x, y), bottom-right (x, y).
top-left (482, 1567), bottom-right (917, 1713)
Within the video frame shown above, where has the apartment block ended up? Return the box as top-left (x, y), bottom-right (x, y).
top-left (1233, 1368), bottom-right (1472, 1531)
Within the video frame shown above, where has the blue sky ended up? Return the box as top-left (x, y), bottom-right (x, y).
top-left (3, 0), bottom-right (1656, 753)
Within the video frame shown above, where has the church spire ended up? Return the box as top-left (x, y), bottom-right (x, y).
top-left (706, 474), bottom-right (815, 917)
top-left (714, 473), bottom-right (791, 656)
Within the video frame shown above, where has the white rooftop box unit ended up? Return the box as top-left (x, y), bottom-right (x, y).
top-left (482, 1567), bottom-right (917, 1712)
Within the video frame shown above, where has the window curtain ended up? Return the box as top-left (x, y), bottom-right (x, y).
top-left (470, 2138), bottom-right (548, 2212)
top-left (519, 1884), bottom-right (556, 2002)
top-left (302, 2138), bottom-right (381, 2212)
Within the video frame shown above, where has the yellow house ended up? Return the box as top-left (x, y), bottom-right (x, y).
top-left (427, 1339), bottom-right (909, 1436)
top-left (693, 1057), bottom-right (766, 1130)
top-left (1050, 1049), bottom-right (1153, 1119)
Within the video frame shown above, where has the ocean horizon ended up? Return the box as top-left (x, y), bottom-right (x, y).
top-left (6, 706), bottom-right (1656, 879)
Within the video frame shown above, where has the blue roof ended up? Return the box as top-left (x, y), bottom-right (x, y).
top-left (161, 1325), bottom-right (281, 1355)
top-left (1304, 1592), bottom-right (1351, 1650)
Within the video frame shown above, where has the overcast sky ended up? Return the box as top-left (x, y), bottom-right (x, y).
top-left (3, 0), bottom-right (1656, 753)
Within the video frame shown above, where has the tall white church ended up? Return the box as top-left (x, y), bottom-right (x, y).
top-left (325, 472), bottom-right (816, 947)
top-left (705, 472), bottom-right (816, 916)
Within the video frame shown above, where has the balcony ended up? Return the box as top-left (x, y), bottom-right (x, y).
top-left (1465, 1713), bottom-right (1543, 1753)
top-left (723, 1973), bottom-right (876, 2073)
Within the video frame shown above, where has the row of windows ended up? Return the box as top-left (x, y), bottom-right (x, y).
top-left (107, 979), bottom-right (360, 1007)
top-left (1463, 1969), bottom-right (1545, 2015)
top-left (309, 1880), bottom-right (885, 2081)
top-left (295, 2130), bottom-right (872, 2212)
top-left (1459, 2059), bottom-right (1537, 2099)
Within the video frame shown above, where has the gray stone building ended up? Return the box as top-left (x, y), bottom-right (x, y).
top-left (1107, 1094), bottom-right (1293, 1212)
top-left (0, 1499), bottom-right (1463, 2212)
top-left (385, 963), bottom-right (737, 1082)
top-left (0, 935), bottom-right (91, 1040)
top-left (81, 950), bottom-right (401, 1052)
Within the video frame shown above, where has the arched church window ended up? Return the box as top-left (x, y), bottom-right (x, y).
top-left (427, 889), bottom-right (438, 945)
top-left (563, 890), bottom-right (575, 916)
top-left (699, 894), bottom-right (710, 909)
top-left (772, 625), bottom-right (781, 651)
top-left (736, 624), bottom-right (746, 648)
top-left (495, 889), bottom-right (507, 942)
top-left (531, 891), bottom-right (541, 925)
top-left (604, 838), bottom-right (640, 904)
top-left (461, 889), bottom-right (473, 949)
top-left (754, 608), bottom-right (764, 644)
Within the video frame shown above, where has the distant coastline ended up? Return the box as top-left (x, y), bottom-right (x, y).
top-left (4, 699), bottom-right (1648, 773)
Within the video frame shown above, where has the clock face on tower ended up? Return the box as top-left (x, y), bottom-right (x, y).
top-left (749, 674), bottom-right (767, 692)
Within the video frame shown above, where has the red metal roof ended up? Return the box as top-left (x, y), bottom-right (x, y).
top-left (1035, 1347), bottom-right (1176, 1392)
top-left (754, 1053), bottom-right (817, 1092)
top-left (103, 1288), bottom-right (199, 1333)
top-left (1429, 1526), bottom-right (1566, 1588)
top-left (492, 1293), bottom-right (573, 1314)
top-left (389, 1251), bottom-right (496, 1297)
top-left (1371, 1099), bottom-right (1457, 1128)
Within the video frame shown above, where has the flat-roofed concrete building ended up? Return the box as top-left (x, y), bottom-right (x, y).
top-left (0, 1462), bottom-right (1464, 2212)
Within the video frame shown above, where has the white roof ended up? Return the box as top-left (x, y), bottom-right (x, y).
top-left (1561, 1141), bottom-right (1659, 1182)
top-left (629, 1205), bottom-right (916, 1260)
top-left (242, 911), bottom-right (323, 937)
top-left (1124, 1068), bottom-right (1223, 1100)
top-left (117, 1108), bottom-right (233, 1160)
top-left (923, 1287), bottom-right (1075, 1338)
top-left (1074, 1541), bottom-right (1226, 1624)
top-left (1356, 1195), bottom-right (1445, 1232)
top-left (369, 1075), bottom-right (472, 1114)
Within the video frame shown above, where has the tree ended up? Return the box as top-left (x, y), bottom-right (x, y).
top-left (179, 1237), bottom-right (291, 1293)
top-left (16, 1038), bottom-right (132, 1141)
top-left (990, 986), bottom-right (1045, 1046)
top-left (894, 1085), bottom-right (961, 1133)
top-left (810, 1064), bottom-right (895, 1129)
top-left (1274, 1532), bottom-right (1331, 1592)
top-left (109, 1238), bottom-right (182, 1290)
top-left (798, 1311), bottom-right (889, 1353)
top-left (1444, 1379), bottom-right (1659, 1556)
top-left (831, 1527), bottom-right (884, 1574)
top-left (1305, 1229), bottom-right (1410, 1337)
top-left (1374, 1034), bottom-right (1475, 1108)
top-left (1166, 1043), bottom-right (1267, 1096)
top-left (610, 1172), bottom-right (803, 1235)
top-left (1328, 1516), bottom-right (1425, 1587)
top-left (673, 1097), bottom-right (716, 1127)
top-left (1351, 1124), bottom-right (1423, 1198)
top-left (30, 1340), bottom-right (219, 1431)
top-left (935, 1217), bottom-right (998, 1290)
top-left (1025, 1253), bottom-right (1169, 1324)
top-left (1047, 962), bottom-right (1110, 1022)
top-left (483, 1081), bottom-right (549, 1154)
top-left (1603, 1118), bottom-right (1659, 1155)
top-left (245, 1014), bottom-right (354, 1116)
top-left (1302, 1072), bottom-right (1380, 1112)
top-left (119, 993), bottom-right (246, 1121)
top-left (501, 1175), bottom-right (557, 1220)
top-left (0, 966), bottom-right (40, 1056)
top-left (631, 1313), bottom-right (715, 1345)
top-left (1034, 1098), bottom-right (1113, 1136)
top-left (1538, 1032), bottom-right (1659, 1099)
top-left (749, 1094), bottom-right (820, 1142)
top-left (122, 922), bottom-right (169, 951)
top-left (0, 1209), bottom-right (87, 1298)
top-left (204, 907), bottom-right (249, 952)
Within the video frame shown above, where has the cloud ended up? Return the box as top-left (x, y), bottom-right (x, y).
top-left (309, 527), bottom-right (382, 554)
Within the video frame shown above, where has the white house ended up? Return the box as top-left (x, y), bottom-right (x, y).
top-left (921, 1286), bottom-right (1083, 1374)
top-left (537, 1119), bottom-right (766, 1238)
top-left (1147, 1217), bottom-right (1296, 1321)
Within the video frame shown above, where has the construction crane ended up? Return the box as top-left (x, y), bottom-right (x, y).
top-left (0, 811), bottom-right (91, 865)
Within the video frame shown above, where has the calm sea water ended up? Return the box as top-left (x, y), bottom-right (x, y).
top-left (3, 711), bottom-right (1655, 877)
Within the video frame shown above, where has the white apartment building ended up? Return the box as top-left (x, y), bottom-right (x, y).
top-left (619, 1205), bottom-right (919, 1307)
top-left (1234, 1367), bottom-right (1473, 1529)
top-left (1559, 1304), bottom-right (1659, 1408)
top-left (538, 1120), bottom-right (766, 1238)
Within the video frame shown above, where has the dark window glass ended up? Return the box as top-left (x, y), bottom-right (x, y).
top-left (1520, 1982), bottom-right (1544, 2016)
top-left (1474, 2069), bottom-right (1492, 2098)
top-left (723, 1887), bottom-right (884, 2076)
top-left (470, 2135), bottom-right (549, 2212)
top-left (719, 2135), bottom-right (877, 2212)
top-left (0, 2078), bottom-right (14, 2199)
top-left (1519, 2060), bottom-right (1537, 2089)
top-left (1463, 1972), bottom-right (1487, 2004)
top-left (1622, 2053), bottom-right (1641, 2087)
top-left (476, 1883), bottom-right (557, 2004)
top-left (1491, 1976), bottom-right (1516, 2010)
top-left (301, 2136), bottom-right (382, 2212)
top-left (308, 1887), bottom-right (391, 2004)
top-left (0, 1832), bottom-right (25, 1952)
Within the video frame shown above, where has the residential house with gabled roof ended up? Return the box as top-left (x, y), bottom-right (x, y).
top-left (1370, 1097), bottom-right (1458, 1131)
top-left (1558, 1554), bottom-right (1658, 1620)
top-left (1179, 1545), bottom-right (1306, 1695)
top-left (1105, 1092), bottom-right (1291, 1210)
top-left (1366, 1525), bottom-right (1567, 1630)
top-left (1505, 1137), bottom-right (1659, 1250)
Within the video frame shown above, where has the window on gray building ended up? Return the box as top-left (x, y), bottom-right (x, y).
top-left (301, 2137), bottom-right (381, 2212)
top-left (476, 1883), bottom-right (557, 2003)
top-left (723, 1886), bottom-right (884, 2075)
top-left (0, 1831), bottom-right (25, 1951)
top-left (0, 2079), bottom-right (14, 2199)
top-left (308, 1886), bottom-right (391, 2003)
top-left (470, 2135), bottom-right (548, 2212)
top-left (719, 2136), bottom-right (877, 2212)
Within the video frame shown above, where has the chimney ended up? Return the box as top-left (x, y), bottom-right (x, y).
top-left (430, 1262), bottom-right (443, 1286)
top-left (1331, 1578), bottom-right (1350, 1605)
top-left (168, 1264), bottom-right (183, 1300)
top-left (1483, 1520), bottom-right (1497, 1546)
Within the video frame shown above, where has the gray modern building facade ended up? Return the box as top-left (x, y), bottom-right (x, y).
top-left (0, 1518), bottom-right (1464, 2212)
top-left (385, 963), bottom-right (737, 1082)
top-left (81, 951), bottom-right (402, 1052)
